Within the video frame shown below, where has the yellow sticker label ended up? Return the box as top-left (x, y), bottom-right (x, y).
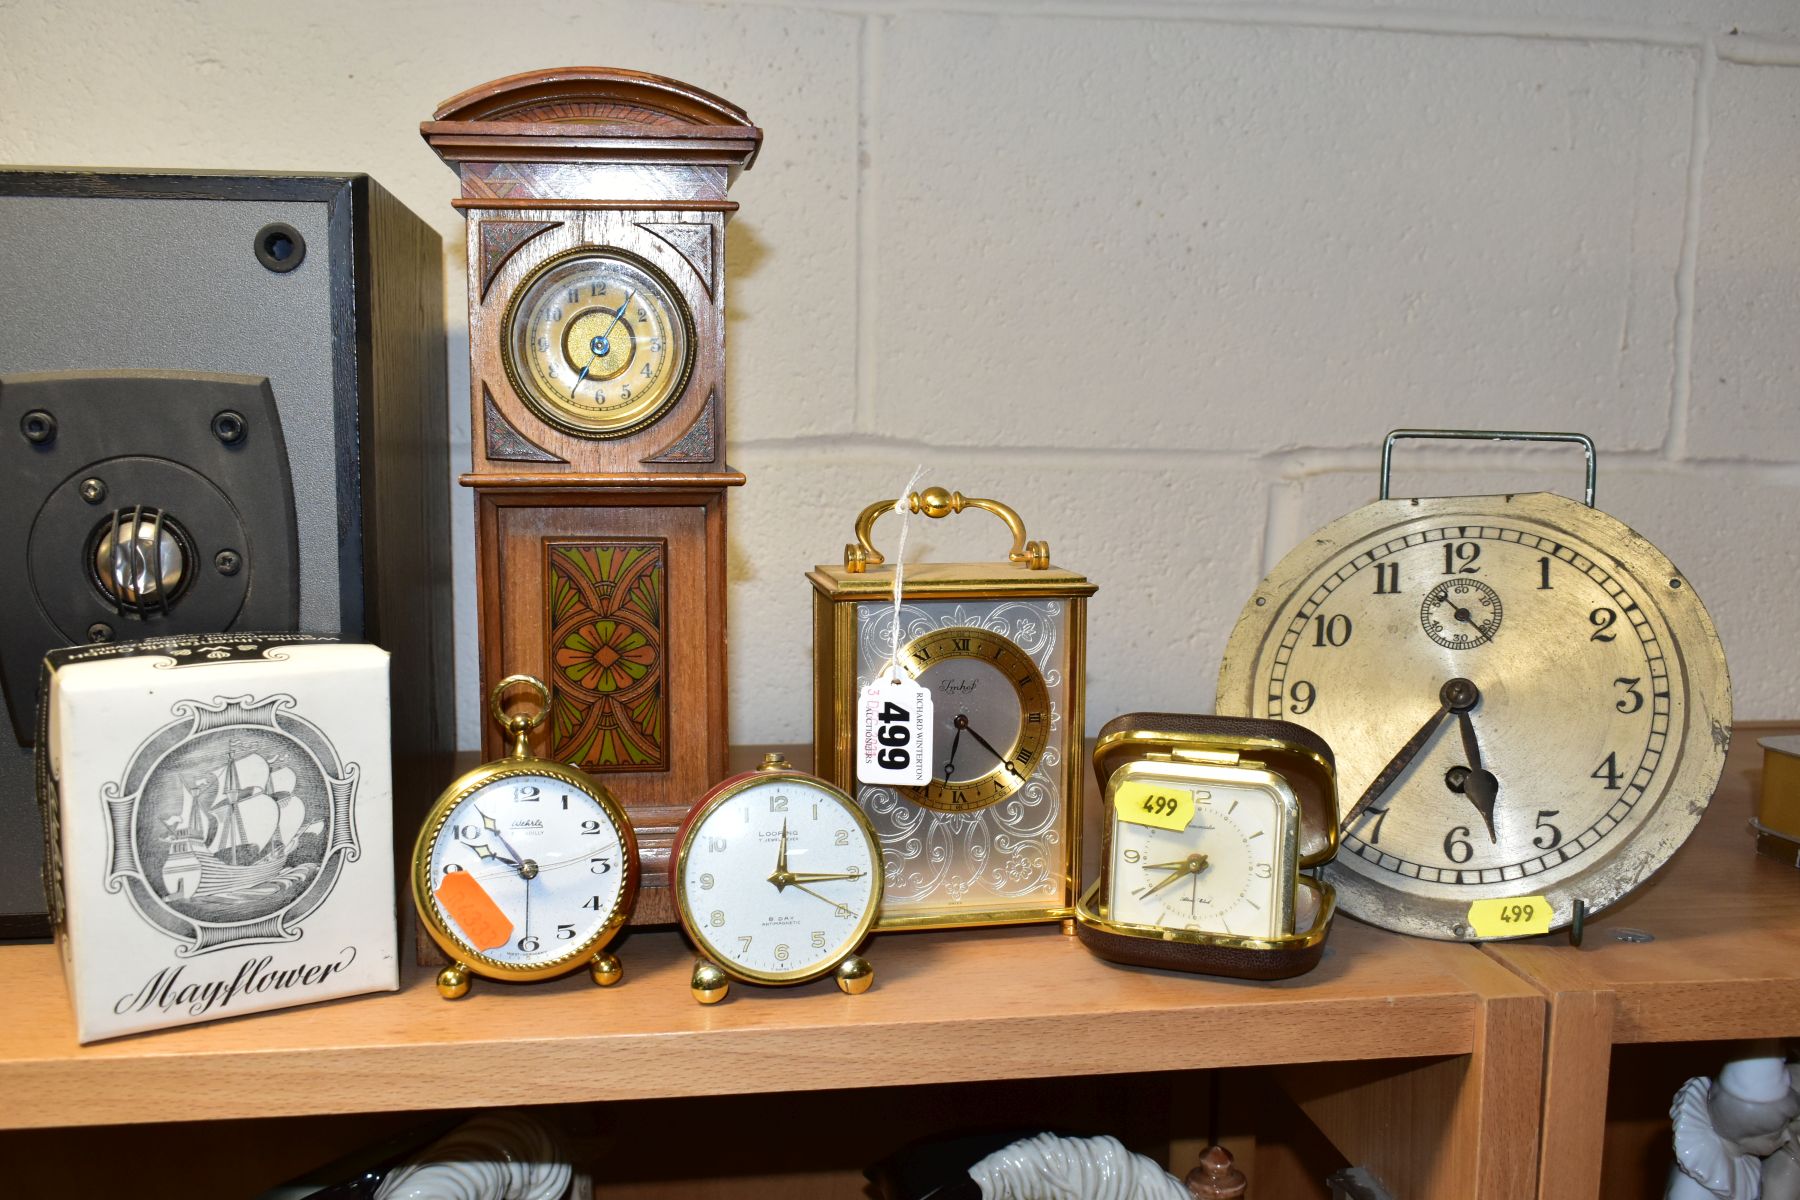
top-left (1467, 895), bottom-right (1552, 938)
top-left (1114, 780), bottom-right (1196, 832)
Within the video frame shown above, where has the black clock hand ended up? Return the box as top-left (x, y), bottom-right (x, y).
top-left (957, 715), bottom-right (1019, 777)
top-left (1341, 678), bottom-right (1480, 831)
top-left (942, 720), bottom-right (964, 784)
top-left (1456, 709), bottom-right (1501, 843)
top-left (478, 808), bottom-right (531, 877)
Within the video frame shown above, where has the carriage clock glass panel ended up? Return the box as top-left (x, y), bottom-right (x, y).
top-left (502, 248), bottom-right (695, 439)
top-left (1216, 430), bottom-right (1731, 941)
top-left (413, 676), bottom-right (638, 997)
top-left (675, 758), bottom-right (881, 1002)
top-left (1106, 761), bottom-right (1298, 939)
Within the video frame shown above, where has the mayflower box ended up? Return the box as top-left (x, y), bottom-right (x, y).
top-left (38, 633), bottom-right (397, 1042)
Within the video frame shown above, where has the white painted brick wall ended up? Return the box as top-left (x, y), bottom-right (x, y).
top-left (1, 0), bottom-right (1793, 746)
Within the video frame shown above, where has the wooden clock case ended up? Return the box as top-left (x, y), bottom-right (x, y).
top-left (425, 68), bottom-right (760, 924)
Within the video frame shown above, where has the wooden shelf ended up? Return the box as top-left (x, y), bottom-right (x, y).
top-left (0, 910), bottom-right (1530, 1124)
top-left (1484, 721), bottom-right (1800, 1200)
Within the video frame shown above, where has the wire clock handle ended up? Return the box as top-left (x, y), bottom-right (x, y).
top-left (1380, 429), bottom-right (1597, 508)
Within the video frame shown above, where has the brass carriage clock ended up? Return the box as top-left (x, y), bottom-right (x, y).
top-left (425, 68), bottom-right (760, 923)
top-left (810, 486), bottom-right (1095, 930)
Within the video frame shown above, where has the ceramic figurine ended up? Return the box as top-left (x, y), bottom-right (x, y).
top-left (374, 1110), bottom-right (580, 1200)
top-left (967, 1133), bottom-right (1191, 1200)
top-left (1668, 1053), bottom-right (1800, 1200)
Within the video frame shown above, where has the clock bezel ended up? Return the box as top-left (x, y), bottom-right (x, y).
top-left (672, 767), bottom-right (883, 987)
top-left (412, 757), bottom-right (639, 981)
top-left (499, 245), bottom-right (698, 442)
top-left (1217, 490), bottom-right (1731, 941)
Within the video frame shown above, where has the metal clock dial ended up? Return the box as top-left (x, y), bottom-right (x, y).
top-left (676, 761), bottom-right (881, 997)
top-left (1108, 767), bottom-right (1295, 940)
top-left (898, 625), bottom-right (1051, 813)
top-left (502, 247), bottom-right (694, 439)
top-left (1219, 474), bottom-right (1730, 941)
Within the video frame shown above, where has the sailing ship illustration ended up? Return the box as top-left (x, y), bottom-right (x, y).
top-left (158, 738), bottom-right (324, 899)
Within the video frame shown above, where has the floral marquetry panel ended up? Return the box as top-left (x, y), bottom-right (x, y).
top-left (546, 540), bottom-right (668, 772)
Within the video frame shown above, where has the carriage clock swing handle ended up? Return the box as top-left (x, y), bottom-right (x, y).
top-left (843, 487), bottom-right (1051, 572)
top-left (1380, 428), bottom-right (1599, 946)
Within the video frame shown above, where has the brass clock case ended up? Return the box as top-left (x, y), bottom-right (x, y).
top-left (499, 245), bottom-right (697, 441)
top-left (1218, 482), bottom-right (1731, 942)
top-left (672, 764), bottom-right (882, 988)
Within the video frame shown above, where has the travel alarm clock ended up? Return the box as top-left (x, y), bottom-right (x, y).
top-left (412, 676), bottom-right (639, 998)
top-left (1075, 713), bottom-right (1339, 979)
top-left (1218, 430), bottom-right (1731, 941)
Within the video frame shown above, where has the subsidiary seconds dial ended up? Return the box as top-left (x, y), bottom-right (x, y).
top-left (1218, 491), bottom-right (1730, 941)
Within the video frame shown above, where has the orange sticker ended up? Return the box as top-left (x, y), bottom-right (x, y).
top-left (435, 871), bottom-right (513, 951)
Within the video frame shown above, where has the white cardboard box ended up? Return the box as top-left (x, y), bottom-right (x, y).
top-left (38, 634), bottom-right (398, 1042)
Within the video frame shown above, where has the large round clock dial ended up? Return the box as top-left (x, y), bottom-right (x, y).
top-left (896, 625), bottom-right (1051, 814)
top-left (1217, 491), bottom-right (1730, 941)
top-left (502, 247), bottom-right (695, 438)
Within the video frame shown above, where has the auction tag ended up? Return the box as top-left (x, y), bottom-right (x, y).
top-left (1467, 895), bottom-right (1552, 938)
top-left (857, 676), bottom-right (933, 787)
top-left (435, 870), bottom-right (514, 950)
top-left (1114, 780), bottom-right (1196, 832)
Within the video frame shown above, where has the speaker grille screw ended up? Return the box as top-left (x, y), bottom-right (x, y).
top-left (215, 549), bottom-right (242, 576)
top-left (79, 478), bottom-right (108, 504)
top-left (20, 410), bottom-right (56, 445)
top-left (86, 623), bottom-right (114, 643)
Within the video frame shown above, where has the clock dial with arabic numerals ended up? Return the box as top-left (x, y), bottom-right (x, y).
top-left (424, 768), bottom-right (631, 970)
top-left (675, 769), bottom-right (881, 986)
top-left (502, 248), bottom-right (694, 439)
top-left (1218, 491), bottom-right (1730, 941)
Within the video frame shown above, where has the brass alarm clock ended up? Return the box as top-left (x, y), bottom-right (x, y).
top-left (809, 487), bottom-right (1095, 930)
top-left (673, 754), bottom-right (881, 1003)
top-left (1074, 713), bottom-right (1339, 979)
top-left (1218, 430), bottom-right (1731, 941)
top-left (412, 676), bottom-right (639, 997)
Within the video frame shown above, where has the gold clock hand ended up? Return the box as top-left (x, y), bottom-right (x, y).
top-left (1140, 859), bottom-right (1196, 872)
top-left (1141, 854), bottom-right (1209, 898)
top-left (787, 880), bottom-right (857, 917)
top-left (777, 818), bottom-right (789, 876)
top-left (784, 870), bottom-right (866, 884)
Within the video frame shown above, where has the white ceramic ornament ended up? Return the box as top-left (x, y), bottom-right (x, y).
top-left (374, 1111), bottom-right (576, 1200)
top-left (967, 1133), bottom-right (1190, 1200)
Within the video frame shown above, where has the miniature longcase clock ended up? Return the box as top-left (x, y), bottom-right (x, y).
top-left (424, 69), bottom-right (760, 924)
top-left (810, 486), bottom-right (1095, 930)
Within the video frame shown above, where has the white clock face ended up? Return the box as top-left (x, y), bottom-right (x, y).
top-left (1219, 492), bottom-right (1731, 940)
top-left (1108, 771), bottom-right (1292, 939)
top-left (678, 775), bottom-right (880, 984)
top-left (427, 772), bottom-right (628, 968)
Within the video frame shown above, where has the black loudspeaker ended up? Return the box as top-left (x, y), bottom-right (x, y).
top-left (0, 170), bottom-right (453, 937)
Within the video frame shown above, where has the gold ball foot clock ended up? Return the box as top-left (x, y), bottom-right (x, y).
top-left (424, 69), bottom-right (762, 926)
top-left (1218, 430), bottom-right (1731, 941)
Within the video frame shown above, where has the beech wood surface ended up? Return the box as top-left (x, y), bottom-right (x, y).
top-left (1484, 721), bottom-right (1800, 1200)
top-left (1, 895), bottom-right (1528, 1131)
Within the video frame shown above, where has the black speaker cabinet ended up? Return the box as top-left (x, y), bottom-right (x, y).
top-left (0, 170), bottom-right (453, 938)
